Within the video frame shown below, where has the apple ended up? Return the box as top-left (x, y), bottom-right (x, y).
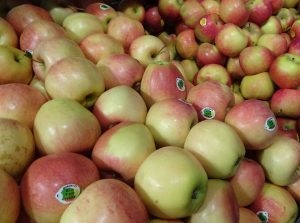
top-left (257, 135), bottom-right (300, 186)
top-left (158, 32), bottom-right (177, 60)
top-left (239, 207), bottom-right (261, 223)
top-left (175, 29), bottom-right (199, 59)
top-left (134, 146), bottom-right (208, 219)
top-left (0, 17), bottom-right (18, 47)
top-left (246, 0), bottom-right (273, 26)
top-left (226, 57), bottom-right (246, 80)
top-left (187, 179), bottom-right (239, 223)
top-left (201, 0), bottom-right (220, 14)
top-left (180, 59), bottom-right (199, 82)
top-left (219, 0), bottom-right (250, 27)
top-left (175, 21), bottom-right (191, 34)
top-left (118, 0), bottom-right (145, 22)
top-left (286, 176), bottom-right (300, 203)
top-left (249, 183), bottom-right (298, 223)
top-left (290, 19), bottom-right (300, 39)
top-left (289, 38), bottom-right (300, 56)
top-left (29, 75), bottom-right (50, 99)
top-left (284, 0), bottom-right (299, 10)
top-left (21, 152), bottom-right (100, 223)
top-left (194, 13), bottom-right (224, 43)
top-left (158, 0), bottom-right (184, 22)
top-left (0, 168), bottom-right (20, 223)
top-left (19, 19), bottom-right (66, 54)
top-left (92, 85), bottom-right (147, 131)
top-left (47, 5), bottom-right (77, 25)
top-left (140, 61), bottom-right (187, 107)
top-left (257, 33), bottom-right (288, 57)
top-left (107, 14), bottom-right (145, 52)
top-left (241, 22), bottom-right (262, 46)
top-left (129, 34), bottom-right (170, 66)
top-left (229, 158), bottom-right (265, 207)
top-left (225, 99), bottom-right (278, 150)
top-left (33, 98), bottom-right (101, 155)
top-left (215, 23), bottom-right (248, 57)
top-left (150, 219), bottom-right (184, 223)
top-left (276, 117), bottom-right (299, 140)
top-left (62, 12), bottom-right (104, 43)
top-left (60, 179), bottom-right (149, 223)
top-left (195, 64), bottom-right (231, 86)
top-left (179, 0), bottom-right (206, 28)
top-left (269, 53), bottom-right (300, 89)
top-left (92, 121), bottom-right (156, 183)
top-left (271, 0), bottom-right (284, 13)
top-left (143, 6), bottom-right (164, 33)
top-left (260, 15), bottom-right (283, 34)
top-left (145, 98), bottom-right (198, 148)
top-left (32, 36), bottom-right (85, 81)
top-left (6, 3), bottom-right (53, 35)
top-left (276, 7), bottom-right (295, 32)
top-left (232, 82), bottom-right (245, 105)
top-left (0, 45), bottom-right (33, 84)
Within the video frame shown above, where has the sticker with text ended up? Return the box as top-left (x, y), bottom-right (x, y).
top-left (176, 78), bottom-right (185, 92)
top-left (201, 107), bottom-right (216, 119)
top-left (264, 117), bottom-right (276, 132)
top-left (55, 184), bottom-right (80, 204)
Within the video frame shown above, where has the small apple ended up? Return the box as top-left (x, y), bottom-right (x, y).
top-left (118, 0), bottom-right (145, 22)
top-left (143, 6), bottom-right (164, 33)
top-left (241, 22), bottom-right (263, 46)
top-left (276, 7), bottom-right (295, 32)
top-left (246, 0), bottom-right (273, 26)
top-left (180, 59), bottom-right (199, 82)
top-left (201, 0), bottom-right (220, 14)
top-left (158, 0), bottom-right (184, 22)
top-left (288, 37), bottom-right (300, 56)
top-left (0, 17), bottom-right (18, 47)
top-left (175, 29), bottom-right (199, 59)
top-left (257, 33), bottom-right (288, 57)
top-left (270, 0), bottom-right (284, 13)
top-left (290, 19), bottom-right (300, 39)
top-left (195, 64), bottom-right (231, 86)
top-left (276, 117), bottom-right (299, 140)
top-left (260, 16), bottom-right (283, 34)
top-left (226, 57), bottom-right (246, 80)
top-left (179, 0), bottom-right (206, 28)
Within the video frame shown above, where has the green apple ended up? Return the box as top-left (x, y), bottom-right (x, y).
top-left (134, 146), bottom-right (208, 219)
top-left (184, 119), bottom-right (245, 179)
top-left (180, 59), bottom-right (199, 82)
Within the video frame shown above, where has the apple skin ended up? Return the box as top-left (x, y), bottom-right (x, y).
top-left (0, 168), bottom-right (20, 223)
top-left (158, 0), bottom-right (184, 22)
top-left (45, 57), bottom-right (105, 108)
top-left (29, 75), bottom-right (50, 100)
top-left (200, 0), bottom-right (220, 14)
top-left (276, 7), bottom-right (295, 32)
top-left (195, 64), bottom-right (232, 86)
top-left (187, 179), bottom-right (239, 223)
top-left (257, 135), bottom-right (300, 186)
top-left (175, 29), bottom-right (199, 60)
top-left (21, 152), bottom-right (100, 223)
top-left (33, 98), bottom-right (101, 155)
top-left (143, 6), bottom-right (164, 34)
top-left (286, 176), bottom-right (300, 203)
top-left (257, 33), bottom-right (288, 57)
top-left (92, 85), bottom-right (147, 131)
top-left (0, 83), bottom-right (47, 129)
top-left (249, 183), bottom-right (298, 223)
top-left (6, 3), bottom-right (53, 35)
top-left (92, 121), bottom-right (156, 183)
top-left (269, 53), bottom-right (300, 89)
top-left (276, 117), bottom-right (299, 140)
top-left (46, 4), bottom-right (77, 26)
top-left (270, 0), bottom-right (284, 13)
top-left (239, 207), bottom-right (261, 223)
top-left (226, 57), bottom-right (246, 80)
top-left (180, 59), bottom-right (199, 82)
top-left (140, 61), bottom-right (187, 107)
top-left (149, 219), bottom-right (184, 223)
top-left (290, 19), bottom-right (300, 39)
top-left (246, 0), bottom-right (273, 26)
top-left (118, 0), bottom-right (145, 22)
top-left (260, 16), bottom-right (283, 34)
top-left (134, 146), bottom-right (208, 219)
top-left (229, 158), bottom-right (265, 207)
top-left (0, 17), bottom-right (18, 47)
top-left (288, 37), bottom-right (300, 56)
top-left (241, 22), bottom-right (263, 46)
top-left (196, 42), bottom-right (226, 67)
top-left (225, 99), bottom-right (278, 150)
top-left (179, 0), bottom-right (206, 28)
top-left (145, 98), bottom-right (198, 148)
top-left (60, 179), bottom-right (149, 223)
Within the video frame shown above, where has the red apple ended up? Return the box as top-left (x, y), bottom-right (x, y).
top-left (144, 6), bottom-right (164, 33)
top-left (276, 117), bottom-right (299, 140)
top-left (246, 0), bottom-right (273, 26)
top-left (196, 42), bottom-right (226, 67)
top-left (179, 0), bottom-right (206, 28)
top-left (175, 28), bottom-right (199, 59)
top-left (257, 33), bottom-right (288, 57)
top-left (290, 19), bottom-right (300, 39)
top-left (242, 21), bottom-right (263, 46)
top-left (158, 0), bottom-right (184, 22)
top-left (226, 57), bottom-right (246, 80)
top-left (288, 37), bottom-right (300, 56)
top-left (270, 0), bottom-right (284, 13)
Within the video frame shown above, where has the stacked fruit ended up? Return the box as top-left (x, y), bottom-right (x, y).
top-left (0, 0), bottom-right (300, 222)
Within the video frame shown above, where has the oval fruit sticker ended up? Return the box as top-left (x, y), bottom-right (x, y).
top-left (99, 3), bottom-right (111, 10)
top-left (256, 211), bottom-right (269, 223)
top-left (264, 117), bottom-right (276, 132)
top-left (176, 78), bottom-right (185, 91)
top-left (201, 107), bottom-right (216, 119)
top-left (55, 184), bottom-right (81, 204)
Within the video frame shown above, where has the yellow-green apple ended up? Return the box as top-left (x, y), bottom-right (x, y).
top-left (276, 7), bottom-right (295, 32)
top-left (158, 32), bottom-right (177, 60)
top-left (257, 33), bottom-right (288, 57)
top-left (239, 207), bottom-right (261, 223)
top-left (92, 121), bottom-right (156, 183)
top-left (180, 59), bottom-right (199, 82)
top-left (92, 85), bottom-right (147, 131)
top-left (175, 29), bottom-right (198, 59)
top-left (249, 183), bottom-right (298, 223)
top-left (129, 34), bottom-right (170, 67)
top-left (19, 19), bottom-right (66, 53)
top-left (246, 0), bottom-right (273, 26)
top-left (290, 19), bottom-right (300, 39)
top-left (240, 72), bottom-right (275, 100)
top-left (284, 0), bottom-right (299, 7)
top-left (201, 0), bottom-right (220, 14)
top-left (140, 61), bottom-right (187, 107)
top-left (0, 83), bottom-right (47, 129)
top-left (62, 12), bottom-right (104, 43)
top-left (225, 99), bottom-right (278, 150)
top-left (261, 16), bottom-right (283, 34)
top-left (46, 5), bottom-right (77, 25)
top-left (196, 42), bottom-right (226, 67)
top-left (0, 45), bottom-right (33, 84)
top-left (269, 53), bottom-right (300, 89)
top-left (158, 0), bottom-right (184, 22)
top-left (107, 14), bottom-right (144, 52)
top-left (184, 119), bottom-right (245, 179)
top-left (242, 22), bottom-right (262, 46)
top-left (226, 57), bottom-right (246, 80)
top-left (187, 80), bottom-right (234, 121)
top-left (276, 117), bottom-right (299, 140)
top-left (257, 135), bottom-right (300, 186)
top-left (194, 13), bottom-right (224, 43)
top-left (30, 75), bottom-right (50, 99)
top-left (144, 6), bottom-right (164, 34)
top-left (215, 23), bottom-right (248, 57)
top-left (239, 45), bottom-right (274, 76)
top-left (118, 0), bottom-right (145, 22)
top-left (134, 146), bottom-right (208, 219)
top-left (286, 177), bottom-right (300, 203)
top-left (0, 17), bottom-right (18, 47)
top-left (179, 0), bottom-right (206, 28)
top-left (45, 57), bottom-right (105, 108)
top-left (288, 38), bottom-right (300, 56)
top-left (60, 179), bottom-right (149, 223)
top-left (97, 53), bottom-right (144, 89)
top-left (0, 168), bottom-right (20, 223)
top-left (0, 118), bottom-right (34, 179)
top-left (195, 64), bottom-right (231, 86)
top-left (229, 158), bottom-right (265, 207)
top-left (33, 98), bottom-right (101, 155)
top-left (80, 32), bottom-right (124, 64)
top-left (6, 3), bottom-right (53, 35)
top-left (271, 89), bottom-right (300, 118)
top-left (232, 82), bottom-right (245, 104)
top-left (32, 36), bottom-right (85, 81)
top-left (187, 179), bottom-right (239, 223)
top-left (85, 2), bottom-right (118, 32)
top-left (145, 98), bottom-right (198, 147)
top-left (219, 0), bottom-right (250, 27)
top-left (21, 152), bottom-right (100, 223)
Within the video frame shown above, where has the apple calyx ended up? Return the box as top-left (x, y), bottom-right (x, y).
top-left (189, 182), bottom-right (207, 214)
top-left (133, 81), bottom-right (141, 92)
top-left (81, 93), bottom-right (98, 108)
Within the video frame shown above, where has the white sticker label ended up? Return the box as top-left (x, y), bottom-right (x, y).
top-left (55, 184), bottom-right (80, 204)
top-left (201, 107), bottom-right (216, 119)
top-left (176, 78), bottom-right (186, 91)
top-left (256, 211), bottom-right (269, 223)
top-left (99, 3), bottom-right (111, 10)
top-left (264, 117), bottom-right (276, 132)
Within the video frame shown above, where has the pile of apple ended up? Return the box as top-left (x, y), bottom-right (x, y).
top-left (1, 0), bottom-right (300, 222)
